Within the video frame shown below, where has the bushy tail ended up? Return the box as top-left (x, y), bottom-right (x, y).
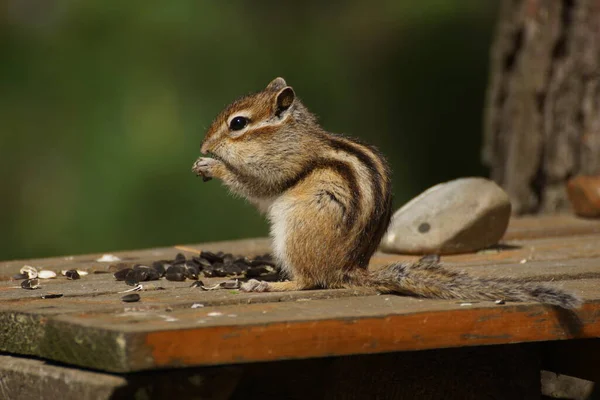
top-left (368, 260), bottom-right (581, 309)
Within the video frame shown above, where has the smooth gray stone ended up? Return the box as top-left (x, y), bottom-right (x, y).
top-left (380, 177), bottom-right (511, 254)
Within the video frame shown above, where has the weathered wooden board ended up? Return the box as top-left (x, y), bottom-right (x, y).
top-left (0, 277), bottom-right (599, 372)
top-left (502, 214), bottom-right (600, 240)
top-left (0, 215), bottom-right (598, 373)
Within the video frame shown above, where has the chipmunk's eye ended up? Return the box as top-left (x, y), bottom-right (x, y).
top-left (229, 116), bottom-right (248, 131)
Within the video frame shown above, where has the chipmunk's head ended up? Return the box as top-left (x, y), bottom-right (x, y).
top-left (200, 77), bottom-right (318, 166)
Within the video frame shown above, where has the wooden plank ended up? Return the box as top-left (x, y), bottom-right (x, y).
top-left (0, 354), bottom-right (241, 400)
top-left (0, 214), bottom-right (598, 373)
top-left (0, 278), bottom-right (598, 372)
top-left (373, 233), bottom-right (600, 267)
top-left (503, 214), bottom-right (600, 240)
top-left (0, 355), bottom-right (127, 400)
top-left (3, 232), bottom-right (598, 286)
top-left (2, 254), bottom-right (599, 310)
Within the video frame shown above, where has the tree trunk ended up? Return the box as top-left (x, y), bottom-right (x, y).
top-left (483, 0), bottom-right (600, 214)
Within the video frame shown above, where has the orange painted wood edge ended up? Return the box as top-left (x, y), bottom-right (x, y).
top-left (139, 301), bottom-right (600, 370)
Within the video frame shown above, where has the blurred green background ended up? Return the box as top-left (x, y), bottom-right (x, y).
top-left (0, 1), bottom-right (499, 261)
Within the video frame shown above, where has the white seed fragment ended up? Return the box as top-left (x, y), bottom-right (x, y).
top-left (96, 254), bottom-right (121, 262)
top-left (207, 312), bottom-right (223, 317)
top-left (191, 303), bottom-right (204, 309)
top-left (76, 270), bottom-right (89, 276)
top-left (20, 266), bottom-right (38, 279)
top-left (495, 299), bottom-right (505, 305)
top-left (119, 284), bottom-right (143, 293)
top-left (38, 270), bottom-right (57, 279)
top-left (460, 303), bottom-right (473, 307)
top-left (519, 259), bottom-right (528, 264)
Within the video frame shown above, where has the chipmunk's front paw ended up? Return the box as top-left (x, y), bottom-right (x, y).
top-left (240, 279), bottom-right (271, 292)
top-left (192, 157), bottom-right (223, 181)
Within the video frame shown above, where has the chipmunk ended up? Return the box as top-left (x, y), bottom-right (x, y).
top-left (192, 77), bottom-right (581, 309)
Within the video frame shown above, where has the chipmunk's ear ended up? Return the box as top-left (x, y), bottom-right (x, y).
top-left (266, 77), bottom-right (287, 92)
top-left (275, 87), bottom-right (295, 116)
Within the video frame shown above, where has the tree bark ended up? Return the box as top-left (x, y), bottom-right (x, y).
top-left (483, 0), bottom-right (600, 214)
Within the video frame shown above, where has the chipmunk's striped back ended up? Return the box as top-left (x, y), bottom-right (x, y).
top-left (194, 77), bottom-right (581, 309)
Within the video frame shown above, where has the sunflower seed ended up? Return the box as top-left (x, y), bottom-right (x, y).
top-left (193, 257), bottom-right (212, 268)
top-left (184, 263), bottom-right (199, 280)
top-left (20, 265), bottom-right (38, 279)
top-left (165, 271), bottom-right (186, 282)
top-left (200, 251), bottom-right (222, 264)
top-left (21, 279), bottom-right (40, 290)
top-left (41, 293), bottom-right (63, 299)
top-left (172, 253), bottom-right (186, 265)
top-left (121, 293), bottom-right (140, 303)
top-left (65, 270), bottom-right (80, 280)
top-left (151, 261), bottom-right (167, 277)
top-left (38, 270), bottom-right (57, 279)
top-left (114, 268), bottom-right (133, 281)
top-left (12, 273), bottom-right (28, 280)
top-left (96, 254), bottom-right (121, 262)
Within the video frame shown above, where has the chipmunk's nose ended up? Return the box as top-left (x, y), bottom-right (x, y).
top-left (200, 138), bottom-right (213, 154)
top-left (200, 141), bottom-right (209, 154)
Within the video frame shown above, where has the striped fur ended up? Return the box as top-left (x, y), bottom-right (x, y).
top-left (193, 77), bottom-right (581, 309)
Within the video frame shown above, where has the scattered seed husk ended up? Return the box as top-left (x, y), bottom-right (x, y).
top-left (65, 270), bottom-right (80, 280)
top-left (200, 283), bottom-right (222, 291)
top-left (121, 293), bottom-right (140, 303)
top-left (189, 281), bottom-right (206, 288)
top-left (12, 273), bottom-right (28, 280)
top-left (21, 279), bottom-right (40, 290)
top-left (38, 270), bottom-right (57, 279)
top-left (41, 293), bottom-right (63, 299)
top-left (495, 299), bottom-right (505, 305)
top-left (20, 265), bottom-right (38, 279)
top-left (119, 284), bottom-right (143, 293)
top-left (191, 303), bottom-right (204, 308)
top-left (76, 270), bottom-right (89, 276)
